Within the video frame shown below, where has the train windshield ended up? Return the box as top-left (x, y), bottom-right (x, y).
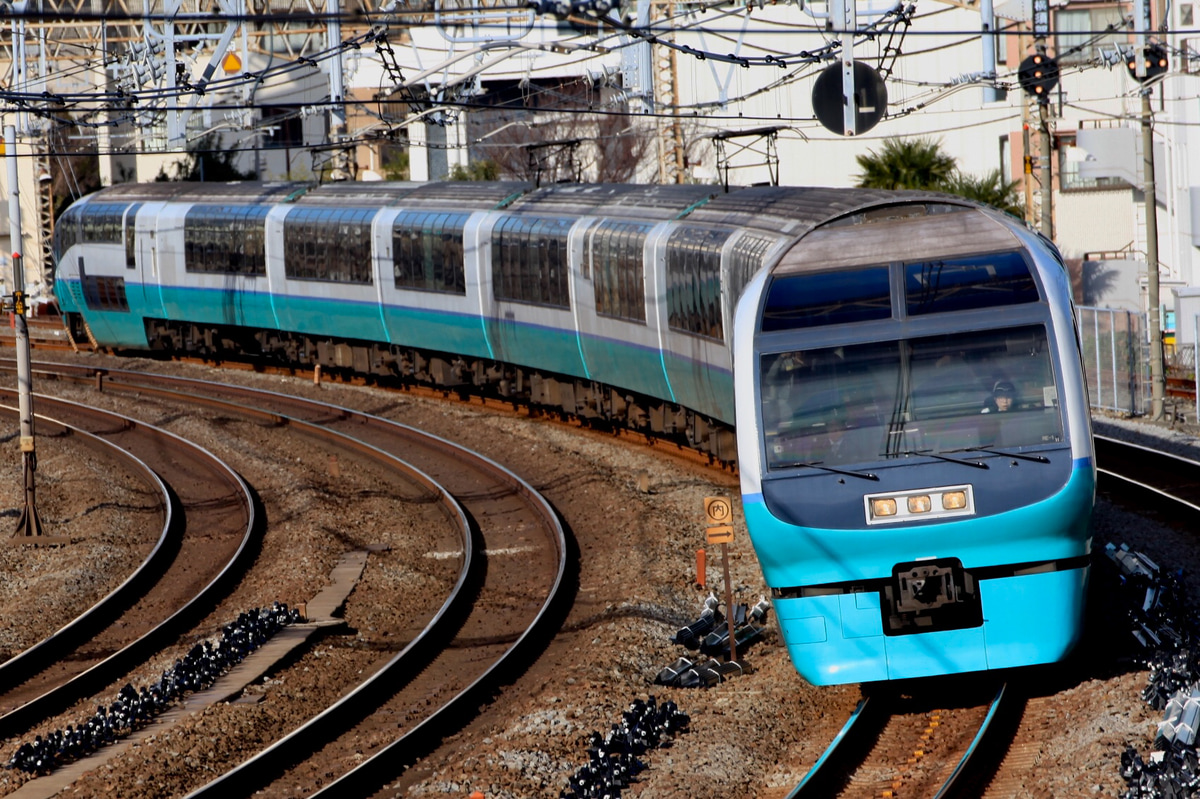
top-left (761, 324), bottom-right (1064, 470)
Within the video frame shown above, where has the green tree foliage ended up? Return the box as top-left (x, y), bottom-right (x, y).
top-left (855, 136), bottom-right (1024, 218)
top-left (156, 134), bottom-right (257, 182)
top-left (450, 160), bottom-right (501, 181)
top-left (854, 137), bottom-right (956, 190)
top-left (940, 169), bottom-right (1024, 218)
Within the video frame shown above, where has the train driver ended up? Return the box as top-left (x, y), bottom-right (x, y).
top-left (981, 380), bottom-right (1015, 413)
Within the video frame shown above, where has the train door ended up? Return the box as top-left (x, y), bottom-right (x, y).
top-left (573, 218), bottom-right (674, 403)
top-left (655, 225), bottom-right (737, 424)
top-left (478, 214), bottom-right (587, 380)
top-left (134, 202), bottom-right (167, 320)
top-left (262, 205), bottom-right (290, 333)
top-left (379, 208), bottom-right (492, 359)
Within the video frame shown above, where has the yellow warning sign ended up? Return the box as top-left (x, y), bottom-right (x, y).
top-left (704, 496), bottom-right (732, 526)
top-left (706, 524), bottom-right (734, 545)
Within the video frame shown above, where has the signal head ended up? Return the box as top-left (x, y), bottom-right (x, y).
top-left (1127, 43), bottom-right (1169, 82)
top-left (1017, 53), bottom-right (1059, 102)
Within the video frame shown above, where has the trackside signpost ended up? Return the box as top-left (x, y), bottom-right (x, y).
top-left (704, 496), bottom-right (737, 662)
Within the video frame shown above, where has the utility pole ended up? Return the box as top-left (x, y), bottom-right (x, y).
top-left (1131, 0), bottom-right (1165, 419)
top-left (1016, 6), bottom-right (1057, 238)
top-left (1039, 100), bottom-right (1052, 239)
top-left (1142, 92), bottom-right (1164, 420)
top-left (5, 126), bottom-right (43, 538)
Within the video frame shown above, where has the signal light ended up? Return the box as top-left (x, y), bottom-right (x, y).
top-left (1127, 43), bottom-right (1170, 83)
top-left (1018, 53), bottom-right (1059, 102)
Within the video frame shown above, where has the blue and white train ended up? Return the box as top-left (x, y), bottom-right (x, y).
top-left (51, 180), bottom-right (1095, 684)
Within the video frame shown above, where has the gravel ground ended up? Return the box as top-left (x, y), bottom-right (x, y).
top-left (0, 353), bottom-right (1195, 798)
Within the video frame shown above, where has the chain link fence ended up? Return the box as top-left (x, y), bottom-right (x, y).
top-left (1078, 306), bottom-right (1149, 416)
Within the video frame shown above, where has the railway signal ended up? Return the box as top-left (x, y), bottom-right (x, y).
top-left (1017, 53), bottom-right (1059, 102)
top-left (1127, 43), bottom-right (1169, 83)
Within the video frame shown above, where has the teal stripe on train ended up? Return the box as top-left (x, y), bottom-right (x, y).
top-left (59, 280), bottom-right (735, 424)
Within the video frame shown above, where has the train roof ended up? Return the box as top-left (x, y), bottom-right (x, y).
top-left (77, 182), bottom-right (989, 239)
top-left (80, 181), bottom-right (306, 204)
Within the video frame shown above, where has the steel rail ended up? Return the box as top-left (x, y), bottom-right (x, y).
top-left (0, 392), bottom-right (256, 739)
top-left (932, 682), bottom-right (1016, 799)
top-left (0, 407), bottom-right (173, 694)
top-left (787, 696), bottom-right (875, 798)
top-left (21, 361), bottom-right (568, 796)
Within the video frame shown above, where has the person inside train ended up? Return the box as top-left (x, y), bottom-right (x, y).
top-left (981, 380), bottom-right (1015, 413)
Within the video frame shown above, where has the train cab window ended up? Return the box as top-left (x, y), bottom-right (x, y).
top-left (667, 226), bottom-right (730, 339)
top-left (491, 216), bottom-right (572, 308)
top-left (760, 324), bottom-right (1064, 471)
top-left (80, 203), bottom-right (128, 245)
top-left (905, 251), bottom-right (1038, 315)
top-left (761, 266), bottom-right (892, 332)
top-left (284, 207), bottom-right (375, 284)
top-left (586, 220), bottom-right (652, 323)
top-left (53, 205), bottom-right (82, 266)
top-left (392, 211), bottom-right (468, 295)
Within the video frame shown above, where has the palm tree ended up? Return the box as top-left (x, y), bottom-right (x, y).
top-left (854, 137), bottom-right (956, 190)
top-left (940, 169), bottom-right (1024, 218)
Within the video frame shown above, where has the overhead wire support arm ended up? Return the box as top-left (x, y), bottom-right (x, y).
top-left (710, 125), bottom-right (782, 191)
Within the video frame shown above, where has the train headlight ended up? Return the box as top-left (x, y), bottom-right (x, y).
top-left (907, 495), bottom-right (932, 513)
top-left (865, 485), bottom-right (974, 524)
top-left (942, 490), bottom-right (967, 510)
top-left (871, 498), bottom-right (897, 517)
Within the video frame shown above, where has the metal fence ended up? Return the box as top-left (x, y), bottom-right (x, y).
top-left (1077, 306), bottom-right (1148, 416)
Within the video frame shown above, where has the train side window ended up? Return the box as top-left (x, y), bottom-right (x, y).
top-left (905, 251), bottom-right (1038, 315)
top-left (123, 203), bottom-right (142, 269)
top-left (667, 226), bottom-right (730, 340)
top-left (285, 207), bottom-right (373, 284)
top-left (81, 203), bottom-right (127, 245)
top-left (728, 233), bottom-right (776, 302)
top-left (492, 216), bottom-right (571, 309)
top-left (82, 275), bottom-right (130, 312)
top-left (588, 220), bottom-right (650, 323)
top-left (761, 267), bottom-right (892, 331)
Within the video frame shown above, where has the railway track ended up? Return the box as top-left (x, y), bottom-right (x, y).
top-left (785, 433), bottom-right (1200, 799)
top-left (7, 354), bottom-right (1179, 797)
top-left (789, 682), bottom-right (1019, 799)
top-left (1, 361), bottom-right (569, 797)
top-left (0, 395), bottom-right (254, 738)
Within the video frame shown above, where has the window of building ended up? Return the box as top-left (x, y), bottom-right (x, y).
top-left (1056, 131), bottom-right (1130, 191)
top-left (1055, 6), bottom-right (1127, 65)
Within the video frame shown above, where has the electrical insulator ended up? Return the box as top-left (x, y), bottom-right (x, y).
top-left (1017, 53), bottom-right (1059, 102)
top-left (1127, 43), bottom-right (1170, 83)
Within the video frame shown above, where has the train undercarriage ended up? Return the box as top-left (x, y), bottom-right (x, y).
top-left (66, 314), bottom-right (737, 468)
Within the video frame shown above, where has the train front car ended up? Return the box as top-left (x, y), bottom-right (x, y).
top-left (734, 199), bottom-right (1095, 686)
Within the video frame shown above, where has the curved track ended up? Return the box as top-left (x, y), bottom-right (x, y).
top-left (0, 394), bottom-right (254, 739)
top-left (16, 361), bottom-right (570, 797)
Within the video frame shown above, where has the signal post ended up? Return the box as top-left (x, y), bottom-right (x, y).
top-left (704, 496), bottom-right (737, 663)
